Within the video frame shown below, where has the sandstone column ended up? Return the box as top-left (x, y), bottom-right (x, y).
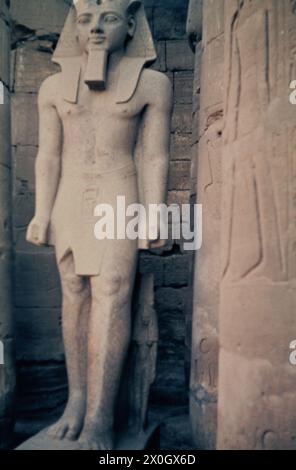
top-left (0, 0), bottom-right (15, 449)
top-left (218, 0), bottom-right (296, 449)
top-left (187, 0), bottom-right (224, 449)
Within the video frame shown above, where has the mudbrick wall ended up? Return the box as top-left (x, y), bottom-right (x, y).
top-left (8, 0), bottom-right (197, 442)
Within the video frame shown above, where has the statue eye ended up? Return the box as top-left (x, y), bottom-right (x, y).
top-left (78, 15), bottom-right (91, 25)
top-left (104, 14), bottom-right (119, 23)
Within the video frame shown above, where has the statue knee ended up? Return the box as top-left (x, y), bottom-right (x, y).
top-left (62, 272), bottom-right (87, 296)
top-left (94, 274), bottom-right (130, 304)
top-left (101, 274), bottom-right (123, 297)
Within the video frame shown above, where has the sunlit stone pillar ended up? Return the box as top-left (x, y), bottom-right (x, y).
top-left (218, 0), bottom-right (296, 449)
top-left (187, 0), bottom-right (224, 449)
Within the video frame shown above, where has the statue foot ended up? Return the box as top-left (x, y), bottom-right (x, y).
top-left (78, 423), bottom-right (114, 450)
top-left (47, 394), bottom-right (86, 441)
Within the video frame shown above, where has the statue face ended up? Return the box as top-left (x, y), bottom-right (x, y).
top-left (76, 3), bottom-right (136, 54)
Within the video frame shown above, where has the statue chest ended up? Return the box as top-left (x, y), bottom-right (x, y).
top-left (58, 97), bottom-right (141, 125)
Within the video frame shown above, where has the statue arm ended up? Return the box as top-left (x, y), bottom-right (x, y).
top-left (26, 77), bottom-right (62, 246)
top-left (138, 72), bottom-right (173, 248)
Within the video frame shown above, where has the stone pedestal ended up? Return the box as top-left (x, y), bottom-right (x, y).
top-left (16, 424), bottom-right (160, 451)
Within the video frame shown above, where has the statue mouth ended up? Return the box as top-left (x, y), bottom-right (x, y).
top-left (89, 35), bottom-right (106, 45)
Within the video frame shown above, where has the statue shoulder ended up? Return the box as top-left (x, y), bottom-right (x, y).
top-left (38, 73), bottom-right (62, 107)
top-left (139, 69), bottom-right (173, 107)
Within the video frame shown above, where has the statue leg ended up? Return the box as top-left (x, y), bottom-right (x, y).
top-left (47, 250), bottom-right (91, 441)
top-left (78, 247), bottom-right (137, 450)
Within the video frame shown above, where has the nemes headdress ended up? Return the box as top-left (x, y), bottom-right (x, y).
top-left (53, 0), bottom-right (157, 103)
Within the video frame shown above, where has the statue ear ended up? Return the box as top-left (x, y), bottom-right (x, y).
top-left (126, 0), bottom-right (141, 38)
top-left (127, 15), bottom-right (136, 38)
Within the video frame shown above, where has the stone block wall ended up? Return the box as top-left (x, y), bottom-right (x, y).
top-left (144, 0), bottom-right (196, 409)
top-left (8, 0), bottom-right (196, 434)
top-left (10, 0), bottom-right (70, 435)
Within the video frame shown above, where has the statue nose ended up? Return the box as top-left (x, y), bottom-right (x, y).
top-left (91, 15), bottom-right (104, 34)
top-left (91, 23), bottom-right (104, 34)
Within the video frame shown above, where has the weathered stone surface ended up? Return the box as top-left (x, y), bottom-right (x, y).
top-left (0, 249), bottom-right (13, 338)
top-left (139, 253), bottom-right (163, 287)
top-left (0, 87), bottom-right (11, 168)
top-left (170, 133), bottom-right (192, 161)
top-left (172, 104), bottom-right (192, 133)
top-left (186, 0), bottom-right (202, 51)
top-left (12, 145), bottom-right (37, 255)
top-left (0, 16), bottom-right (10, 87)
top-left (15, 308), bottom-right (64, 362)
top-left (174, 71), bottom-right (194, 104)
top-left (10, 0), bottom-right (70, 34)
top-left (13, 41), bottom-right (59, 93)
top-left (0, 339), bottom-right (15, 418)
top-left (218, 0), bottom-right (296, 450)
top-left (155, 287), bottom-right (185, 313)
top-left (167, 40), bottom-right (195, 71)
top-left (153, 4), bottom-right (188, 40)
top-left (188, 0), bottom-right (224, 450)
top-left (192, 43), bottom-right (202, 120)
top-left (199, 41), bottom-right (224, 135)
top-left (167, 190), bottom-right (190, 207)
top-left (16, 424), bottom-right (160, 450)
top-left (0, 52), bottom-right (11, 280)
top-left (0, 0), bottom-right (9, 20)
top-left (14, 252), bottom-right (61, 308)
top-left (151, 40), bottom-right (166, 72)
top-left (0, 339), bottom-right (16, 449)
top-left (169, 161), bottom-right (191, 191)
top-left (0, 1), bottom-right (15, 450)
top-left (152, 287), bottom-right (187, 405)
top-left (160, 414), bottom-right (194, 450)
top-left (16, 361), bottom-right (67, 431)
top-left (203, 0), bottom-right (224, 45)
top-left (12, 93), bottom-right (38, 146)
top-left (13, 187), bottom-right (35, 230)
top-left (164, 255), bottom-right (190, 287)
top-left (13, 145), bottom-right (36, 192)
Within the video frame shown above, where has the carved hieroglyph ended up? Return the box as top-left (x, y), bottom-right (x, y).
top-left (218, 0), bottom-right (296, 449)
top-left (25, 0), bottom-right (172, 450)
top-left (187, 0), bottom-right (224, 449)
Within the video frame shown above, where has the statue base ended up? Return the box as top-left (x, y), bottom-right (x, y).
top-left (15, 424), bottom-right (160, 451)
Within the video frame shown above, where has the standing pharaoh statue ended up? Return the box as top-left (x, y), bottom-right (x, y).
top-left (25, 0), bottom-right (172, 450)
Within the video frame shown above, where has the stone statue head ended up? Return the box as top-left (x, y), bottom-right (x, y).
top-left (53, 0), bottom-right (156, 101)
top-left (74, 0), bottom-right (141, 55)
top-left (53, 0), bottom-right (156, 63)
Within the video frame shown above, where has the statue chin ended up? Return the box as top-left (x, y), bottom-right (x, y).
top-left (84, 47), bottom-right (108, 90)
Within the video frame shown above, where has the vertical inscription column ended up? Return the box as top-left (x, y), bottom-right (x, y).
top-left (187, 0), bottom-right (224, 449)
top-left (218, 0), bottom-right (296, 449)
top-left (0, 0), bottom-right (15, 449)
